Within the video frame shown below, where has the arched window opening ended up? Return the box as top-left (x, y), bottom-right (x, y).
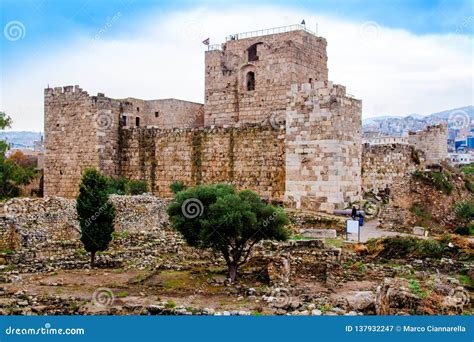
top-left (246, 71), bottom-right (255, 91)
top-left (248, 44), bottom-right (258, 61)
top-left (247, 42), bottom-right (262, 62)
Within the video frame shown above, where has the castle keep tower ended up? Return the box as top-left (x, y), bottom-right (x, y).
top-left (44, 25), bottom-right (363, 212)
top-left (204, 26), bottom-right (328, 125)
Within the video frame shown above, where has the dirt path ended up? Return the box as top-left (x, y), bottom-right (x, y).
top-left (346, 219), bottom-right (415, 243)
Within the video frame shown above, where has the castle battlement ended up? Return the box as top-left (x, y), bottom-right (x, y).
top-left (44, 85), bottom-right (88, 97)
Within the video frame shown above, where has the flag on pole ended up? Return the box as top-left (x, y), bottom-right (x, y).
top-left (301, 19), bottom-right (306, 25)
top-left (202, 38), bottom-right (210, 45)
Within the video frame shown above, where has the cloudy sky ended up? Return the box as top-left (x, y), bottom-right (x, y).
top-left (1, 0), bottom-right (473, 131)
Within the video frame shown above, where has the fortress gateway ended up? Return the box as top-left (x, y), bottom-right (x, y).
top-left (44, 25), bottom-right (446, 212)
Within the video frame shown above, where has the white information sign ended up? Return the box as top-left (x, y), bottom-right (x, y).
top-left (346, 220), bottom-right (359, 234)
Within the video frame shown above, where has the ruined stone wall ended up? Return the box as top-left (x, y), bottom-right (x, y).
top-left (284, 82), bottom-right (362, 212)
top-left (120, 124), bottom-right (285, 199)
top-left (204, 30), bottom-right (328, 126)
top-left (44, 86), bottom-right (121, 198)
top-left (361, 144), bottom-right (425, 194)
top-left (0, 195), bottom-right (172, 271)
top-left (408, 124), bottom-right (448, 165)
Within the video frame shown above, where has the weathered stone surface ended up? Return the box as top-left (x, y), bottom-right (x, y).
top-left (345, 291), bottom-right (375, 311)
top-left (300, 229), bottom-right (336, 239)
top-left (408, 124), bottom-right (448, 165)
top-left (412, 226), bottom-right (425, 236)
top-left (361, 143), bottom-right (424, 195)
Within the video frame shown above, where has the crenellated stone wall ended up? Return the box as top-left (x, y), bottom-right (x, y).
top-left (44, 86), bottom-right (122, 198)
top-left (44, 87), bottom-right (203, 198)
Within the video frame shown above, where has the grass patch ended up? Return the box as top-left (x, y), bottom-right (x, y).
top-left (165, 299), bottom-right (176, 309)
top-left (412, 170), bottom-right (453, 195)
top-left (455, 201), bottom-right (474, 221)
top-left (117, 291), bottom-right (129, 298)
top-left (112, 230), bottom-right (130, 240)
top-left (317, 304), bottom-right (332, 313)
top-left (324, 238), bottom-right (343, 248)
top-left (367, 236), bottom-right (445, 259)
top-left (460, 163), bottom-right (474, 175)
top-left (290, 235), bottom-right (314, 241)
top-left (459, 275), bottom-right (474, 288)
top-left (408, 279), bottom-right (430, 298)
top-left (410, 203), bottom-right (432, 226)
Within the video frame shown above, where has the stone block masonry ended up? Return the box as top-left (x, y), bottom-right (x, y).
top-left (361, 143), bottom-right (425, 194)
top-left (44, 87), bottom-right (203, 198)
top-left (44, 86), bottom-right (121, 197)
top-left (204, 29), bottom-right (328, 126)
top-left (120, 124), bottom-right (286, 200)
top-left (284, 82), bottom-right (362, 212)
top-left (408, 124), bottom-right (448, 165)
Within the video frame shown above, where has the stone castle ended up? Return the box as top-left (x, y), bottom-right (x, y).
top-left (44, 25), bottom-right (447, 212)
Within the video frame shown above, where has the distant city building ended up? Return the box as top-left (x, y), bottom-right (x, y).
top-left (467, 137), bottom-right (474, 149)
top-left (363, 135), bottom-right (408, 145)
top-left (449, 152), bottom-right (473, 165)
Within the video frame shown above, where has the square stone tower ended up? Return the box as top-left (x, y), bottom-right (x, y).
top-left (204, 26), bottom-right (328, 126)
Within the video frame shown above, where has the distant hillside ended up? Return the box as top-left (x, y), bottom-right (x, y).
top-left (363, 105), bottom-right (474, 135)
top-left (0, 131), bottom-right (43, 148)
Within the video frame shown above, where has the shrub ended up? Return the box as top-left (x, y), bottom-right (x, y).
top-left (126, 180), bottom-right (148, 195)
top-left (465, 179), bottom-right (474, 193)
top-left (454, 225), bottom-right (474, 236)
top-left (412, 170), bottom-right (453, 195)
top-left (460, 164), bottom-right (474, 175)
top-left (76, 169), bottom-right (116, 266)
top-left (410, 146), bottom-right (421, 165)
top-left (432, 171), bottom-right (453, 195)
top-left (167, 183), bottom-right (289, 282)
top-left (108, 177), bottom-right (128, 195)
top-left (416, 239), bottom-right (444, 258)
top-left (410, 203), bottom-right (432, 220)
top-left (170, 180), bottom-right (187, 194)
top-left (367, 236), bottom-right (445, 259)
top-left (455, 201), bottom-right (474, 221)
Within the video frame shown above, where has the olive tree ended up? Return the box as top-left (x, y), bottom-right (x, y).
top-left (167, 183), bottom-right (289, 282)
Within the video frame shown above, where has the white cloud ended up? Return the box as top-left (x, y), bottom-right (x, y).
top-left (1, 5), bottom-right (472, 130)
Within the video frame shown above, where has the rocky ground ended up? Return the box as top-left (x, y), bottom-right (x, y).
top-left (0, 195), bottom-right (472, 316)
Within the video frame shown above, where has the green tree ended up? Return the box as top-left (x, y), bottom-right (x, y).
top-left (0, 112), bottom-right (36, 199)
top-left (0, 112), bottom-right (12, 156)
top-left (167, 184), bottom-right (289, 282)
top-left (76, 168), bottom-right (116, 266)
